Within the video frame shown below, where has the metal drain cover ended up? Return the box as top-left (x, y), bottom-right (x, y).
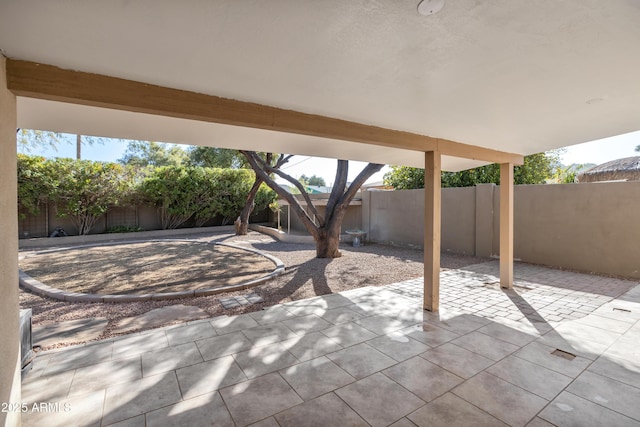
top-left (551, 349), bottom-right (576, 360)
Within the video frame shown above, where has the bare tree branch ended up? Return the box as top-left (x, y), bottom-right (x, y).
top-left (338, 162), bottom-right (384, 207)
top-left (242, 150), bottom-right (385, 258)
top-left (237, 152), bottom-right (292, 235)
top-left (241, 151), bottom-right (320, 237)
top-left (255, 154), bottom-right (324, 225)
top-left (274, 154), bottom-right (293, 168)
top-left (326, 160), bottom-right (349, 220)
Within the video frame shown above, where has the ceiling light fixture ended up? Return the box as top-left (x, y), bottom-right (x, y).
top-left (417, 0), bottom-right (445, 16)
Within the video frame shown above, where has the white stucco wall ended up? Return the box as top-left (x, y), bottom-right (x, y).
top-left (0, 55), bottom-right (21, 427)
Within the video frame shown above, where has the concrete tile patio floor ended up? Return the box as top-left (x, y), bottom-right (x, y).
top-left (22, 261), bottom-right (640, 427)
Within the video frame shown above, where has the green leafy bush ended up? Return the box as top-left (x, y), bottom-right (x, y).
top-left (17, 154), bottom-right (50, 218)
top-left (384, 152), bottom-right (561, 189)
top-left (18, 155), bottom-right (136, 234)
top-left (17, 155), bottom-right (276, 234)
top-left (46, 159), bottom-right (134, 235)
top-left (139, 166), bottom-right (276, 229)
top-left (139, 166), bottom-right (199, 229)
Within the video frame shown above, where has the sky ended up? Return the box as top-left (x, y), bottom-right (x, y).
top-left (20, 129), bottom-right (640, 185)
top-left (559, 131), bottom-right (639, 166)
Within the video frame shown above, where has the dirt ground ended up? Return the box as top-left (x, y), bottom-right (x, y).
top-left (20, 241), bottom-right (274, 295)
top-left (19, 231), bottom-right (490, 344)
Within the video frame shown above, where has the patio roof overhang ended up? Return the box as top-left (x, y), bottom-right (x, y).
top-left (1, 1), bottom-right (639, 171)
top-left (2, 3), bottom-right (640, 422)
top-left (1, 0), bottom-right (638, 312)
top-left (6, 59), bottom-right (523, 170)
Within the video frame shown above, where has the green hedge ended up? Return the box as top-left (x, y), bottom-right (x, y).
top-left (17, 155), bottom-right (276, 234)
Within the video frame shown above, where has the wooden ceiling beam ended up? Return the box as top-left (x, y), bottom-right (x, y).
top-left (6, 59), bottom-right (523, 165)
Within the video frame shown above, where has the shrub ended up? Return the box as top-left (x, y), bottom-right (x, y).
top-left (17, 155), bottom-right (277, 234)
top-left (139, 165), bottom-right (200, 229)
top-left (140, 166), bottom-right (276, 228)
top-left (46, 159), bottom-right (134, 235)
top-left (17, 154), bottom-right (50, 219)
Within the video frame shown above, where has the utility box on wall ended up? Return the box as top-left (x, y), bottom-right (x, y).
top-left (20, 308), bottom-right (33, 377)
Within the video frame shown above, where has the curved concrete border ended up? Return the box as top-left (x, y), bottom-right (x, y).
top-left (18, 225), bottom-right (236, 249)
top-left (249, 224), bottom-right (315, 244)
top-left (249, 223), bottom-right (360, 245)
top-left (19, 239), bottom-right (285, 303)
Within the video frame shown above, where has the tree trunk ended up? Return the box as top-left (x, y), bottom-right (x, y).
top-left (240, 150), bottom-right (383, 259)
top-left (315, 223), bottom-right (342, 258)
top-left (236, 178), bottom-right (263, 235)
top-left (236, 219), bottom-right (249, 235)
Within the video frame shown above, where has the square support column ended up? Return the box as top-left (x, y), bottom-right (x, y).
top-left (424, 151), bottom-right (441, 311)
top-left (500, 163), bottom-right (514, 288)
top-left (0, 55), bottom-right (21, 427)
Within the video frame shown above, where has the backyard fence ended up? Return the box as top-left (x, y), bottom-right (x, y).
top-left (281, 182), bottom-right (640, 279)
top-left (20, 182), bottom-right (640, 279)
top-left (18, 204), bottom-right (270, 238)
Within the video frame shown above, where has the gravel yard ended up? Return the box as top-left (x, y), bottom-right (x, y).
top-left (19, 230), bottom-right (489, 346)
top-left (20, 240), bottom-right (274, 295)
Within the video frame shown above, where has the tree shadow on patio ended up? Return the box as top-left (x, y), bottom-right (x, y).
top-left (239, 258), bottom-right (334, 310)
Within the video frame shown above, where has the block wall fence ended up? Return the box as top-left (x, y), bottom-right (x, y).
top-left (19, 182), bottom-right (640, 279)
top-left (18, 205), bottom-right (271, 238)
top-left (283, 182), bottom-right (640, 279)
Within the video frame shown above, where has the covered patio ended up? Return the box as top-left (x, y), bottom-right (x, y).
top-left (2, 1), bottom-right (640, 426)
top-left (21, 261), bottom-right (640, 426)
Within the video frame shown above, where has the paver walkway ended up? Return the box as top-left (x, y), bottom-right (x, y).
top-left (22, 261), bottom-right (640, 426)
top-left (31, 305), bottom-right (211, 347)
top-left (32, 318), bottom-right (109, 348)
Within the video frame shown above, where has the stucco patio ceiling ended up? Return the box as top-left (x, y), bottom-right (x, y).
top-left (1, 0), bottom-right (639, 171)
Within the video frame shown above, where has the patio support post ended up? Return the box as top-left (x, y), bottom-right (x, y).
top-left (500, 162), bottom-right (514, 288)
top-left (0, 55), bottom-right (21, 427)
top-left (424, 150), bottom-right (441, 311)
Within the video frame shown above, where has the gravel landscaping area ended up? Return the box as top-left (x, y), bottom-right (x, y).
top-left (19, 230), bottom-right (490, 346)
top-left (20, 240), bottom-right (274, 295)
